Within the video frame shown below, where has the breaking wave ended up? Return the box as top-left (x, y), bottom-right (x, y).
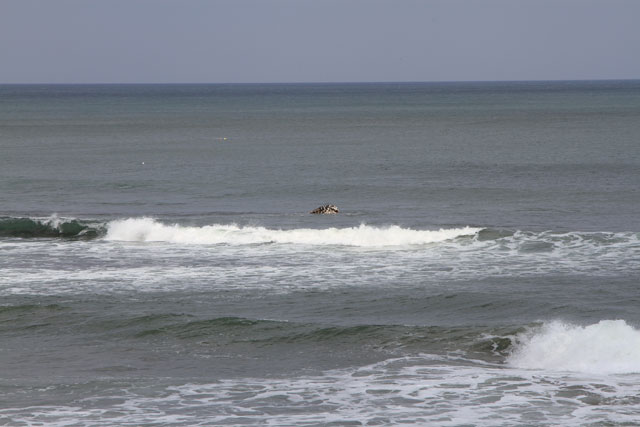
top-left (0, 215), bottom-right (100, 238)
top-left (508, 320), bottom-right (640, 374)
top-left (104, 217), bottom-right (480, 247)
top-left (3, 215), bottom-right (638, 255)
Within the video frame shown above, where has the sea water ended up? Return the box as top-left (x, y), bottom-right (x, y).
top-left (1, 81), bottom-right (640, 425)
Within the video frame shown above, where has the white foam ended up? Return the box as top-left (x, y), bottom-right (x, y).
top-left (104, 217), bottom-right (480, 247)
top-left (43, 214), bottom-right (63, 229)
top-left (5, 355), bottom-right (639, 426)
top-left (508, 320), bottom-right (640, 374)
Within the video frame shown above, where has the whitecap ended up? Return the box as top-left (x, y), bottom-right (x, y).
top-left (104, 217), bottom-right (481, 247)
top-left (508, 320), bottom-right (640, 374)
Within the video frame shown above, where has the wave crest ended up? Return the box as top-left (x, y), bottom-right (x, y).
top-left (104, 218), bottom-right (480, 247)
top-left (508, 320), bottom-right (640, 374)
top-left (0, 215), bottom-right (99, 238)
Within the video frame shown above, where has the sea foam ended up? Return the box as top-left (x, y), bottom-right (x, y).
top-left (508, 320), bottom-right (640, 374)
top-left (104, 217), bottom-right (480, 247)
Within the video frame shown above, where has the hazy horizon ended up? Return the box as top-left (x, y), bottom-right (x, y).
top-left (2, 0), bottom-right (639, 84)
top-left (3, 78), bottom-right (640, 86)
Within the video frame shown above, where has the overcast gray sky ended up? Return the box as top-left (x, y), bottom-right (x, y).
top-left (1, 0), bottom-right (639, 83)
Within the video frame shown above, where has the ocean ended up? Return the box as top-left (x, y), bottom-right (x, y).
top-left (1, 81), bottom-right (640, 425)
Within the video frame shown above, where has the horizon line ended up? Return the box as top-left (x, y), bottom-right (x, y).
top-left (1, 78), bottom-right (639, 86)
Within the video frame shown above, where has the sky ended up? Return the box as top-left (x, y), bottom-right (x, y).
top-left (1, 0), bottom-right (639, 84)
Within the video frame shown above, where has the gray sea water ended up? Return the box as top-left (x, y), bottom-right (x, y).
top-left (1, 81), bottom-right (640, 425)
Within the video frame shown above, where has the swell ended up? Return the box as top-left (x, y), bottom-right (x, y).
top-left (0, 304), bottom-right (71, 333)
top-left (3, 305), bottom-right (640, 374)
top-left (128, 317), bottom-right (640, 373)
top-left (0, 305), bottom-right (517, 358)
top-left (110, 315), bottom-right (524, 360)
